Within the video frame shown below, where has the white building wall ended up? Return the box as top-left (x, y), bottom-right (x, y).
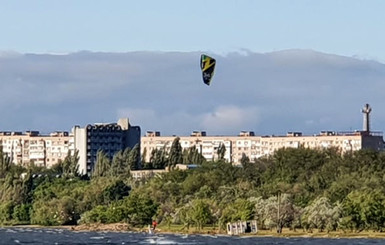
top-left (73, 127), bottom-right (87, 175)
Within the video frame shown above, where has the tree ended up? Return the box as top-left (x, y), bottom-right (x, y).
top-left (92, 151), bottom-right (111, 177)
top-left (175, 203), bottom-right (193, 231)
top-left (60, 150), bottom-right (80, 178)
top-left (183, 146), bottom-right (206, 165)
top-left (31, 197), bottom-right (78, 226)
top-left (220, 198), bottom-right (254, 228)
top-left (217, 143), bottom-right (226, 161)
top-left (12, 203), bottom-right (31, 223)
top-left (341, 190), bottom-right (385, 232)
top-left (169, 137), bottom-right (183, 168)
top-left (124, 191), bottom-right (158, 226)
top-left (141, 147), bottom-right (149, 168)
top-left (302, 196), bottom-right (341, 232)
top-left (253, 194), bottom-right (299, 232)
top-left (128, 144), bottom-right (141, 170)
top-left (150, 148), bottom-right (168, 169)
top-left (0, 201), bottom-right (13, 224)
top-left (110, 150), bottom-right (130, 177)
top-left (0, 146), bottom-right (11, 178)
top-left (102, 179), bottom-right (131, 204)
top-left (188, 199), bottom-right (212, 230)
top-left (240, 153), bottom-right (250, 167)
top-left (21, 169), bottom-right (34, 203)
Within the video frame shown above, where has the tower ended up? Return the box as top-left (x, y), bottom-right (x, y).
top-left (362, 103), bottom-right (372, 132)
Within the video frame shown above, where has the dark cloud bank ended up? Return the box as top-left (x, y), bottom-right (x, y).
top-left (0, 49), bottom-right (384, 136)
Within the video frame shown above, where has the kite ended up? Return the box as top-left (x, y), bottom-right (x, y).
top-left (200, 54), bottom-right (216, 86)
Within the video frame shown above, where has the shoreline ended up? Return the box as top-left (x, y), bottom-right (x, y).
top-left (5, 223), bottom-right (385, 239)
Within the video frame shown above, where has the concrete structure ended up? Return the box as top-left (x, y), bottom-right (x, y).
top-left (227, 220), bottom-right (258, 235)
top-left (0, 131), bottom-right (71, 167)
top-left (72, 118), bottom-right (141, 175)
top-left (130, 164), bottom-right (198, 180)
top-left (362, 103), bottom-right (372, 133)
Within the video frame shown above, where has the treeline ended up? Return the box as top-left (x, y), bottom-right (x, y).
top-left (1, 139), bottom-right (385, 233)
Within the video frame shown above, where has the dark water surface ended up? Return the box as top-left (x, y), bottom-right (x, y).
top-left (1, 227), bottom-right (384, 245)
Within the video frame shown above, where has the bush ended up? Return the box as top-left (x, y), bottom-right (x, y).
top-left (12, 204), bottom-right (31, 223)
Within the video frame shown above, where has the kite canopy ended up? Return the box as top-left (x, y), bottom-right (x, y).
top-left (200, 54), bottom-right (216, 86)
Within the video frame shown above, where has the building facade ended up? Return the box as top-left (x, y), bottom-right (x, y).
top-left (72, 118), bottom-right (141, 175)
top-left (0, 131), bottom-right (71, 167)
top-left (141, 130), bottom-right (384, 165)
top-left (142, 104), bottom-right (384, 164)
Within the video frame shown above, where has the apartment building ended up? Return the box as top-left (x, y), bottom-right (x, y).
top-left (142, 104), bottom-right (384, 164)
top-left (141, 130), bottom-right (384, 164)
top-left (0, 131), bottom-right (71, 167)
top-left (72, 118), bottom-right (141, 175)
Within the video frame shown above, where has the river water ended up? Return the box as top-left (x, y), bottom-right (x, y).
top-left (1, 227), bottom-right (384, 245)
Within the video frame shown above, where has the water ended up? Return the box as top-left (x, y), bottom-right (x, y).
top-left (0, 227), bottom-right (384, 245)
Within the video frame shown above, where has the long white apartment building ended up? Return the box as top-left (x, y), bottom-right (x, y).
top-left (142, 104), bottom-right (384, 164)
top-left (141, 130), bottom-right (384, 164)
top-left (0, 131), bottom-right (71, 167)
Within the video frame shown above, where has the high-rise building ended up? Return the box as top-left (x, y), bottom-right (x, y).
top-left (72, 118), bottom-right (141, 175)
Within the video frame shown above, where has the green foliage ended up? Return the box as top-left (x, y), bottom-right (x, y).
top-left (109, 148), bottom-right (132, 178)
top-left (217, 143), bottom-right (226, 161)
top-left (141, 147), bottom-right (150, 168)
top-left (0, 201), bottom-right (14, 224)
top-left (92, 150), bottom-right (111, 177)
top-left (221, 198), bottom-right (254, 225)
top-left (123, 191), bottom-right (158, 226)
top-left (12, 204), bottom-right (31, 223)
top-left (3, 144), bottom-right (385, 233)
top-left (31, 199), bottom-right (62, 226)
top-left (150, 148), bottom-right (168, 169)
top-left (240, 153), bottom-right (250, 167)
top-left (0, 146), bottom-right (12, 179)
top-left (183, 146), bottom-right (206, 165)
top-left (188, 199), bottom-right (212, 230)
top-left (341, 190), bottom-right (385, 232)
top-left (169, 137), bottom-right (183, 167)
top-left (80, 204), bottom-right (128, 224)
top-left (252, 194), bottom-right (298, 230)
top-left (31, 194), bottom-right (80, 225)
top-left (102, 179), bottom-right (131, 204)
top-left (301, 197), bottom-right (341, 232)
top-left (80, 205), bottom-right (108, 224)
top-left (128, 144), bottom-right (141, 170)
top-left (51, 150), bottom-right (80, 178)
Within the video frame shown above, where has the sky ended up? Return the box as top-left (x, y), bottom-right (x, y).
top-left (1, 1), bottom-right (385, 136)
top-left (1, 1), bottom-right (385, 59)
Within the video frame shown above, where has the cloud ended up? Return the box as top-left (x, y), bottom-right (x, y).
top-left (0, 51), bottom-right (22, 58)
top-left (1, 49), bottom-right (385, 136)
top-left (117, 107), bottom-right (201, 135)
top-left (117, 108), bottom-right (157, 127)
top-left (117, 105), bottom-right (260, 136)
top-left (200, 106), bottom-right (260, 134)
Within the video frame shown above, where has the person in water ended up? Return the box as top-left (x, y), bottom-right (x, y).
top-left (152, 220), bottom-right (157, 230)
